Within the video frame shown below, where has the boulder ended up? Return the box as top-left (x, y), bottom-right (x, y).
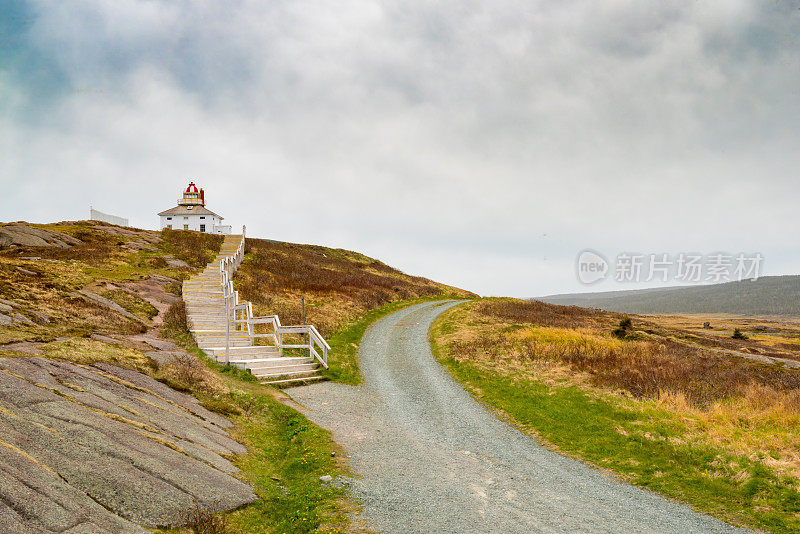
top-left (0, 223), bottom-right (82, 249)
top-left (16, 266), bottom-right (40, 276)
top-left (166, 258), bottom-right (190, 269)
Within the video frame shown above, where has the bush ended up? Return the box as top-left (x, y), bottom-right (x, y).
top-left (732, 328), bottom-right (749, 340)
top-left (180, 500), bottom-right (228, 534)
top-left (612, 317), bottom-right (632, 339)
top-left (149, 256), bottom-right (168, 268)
top-left (162, 301), bottom-right (188, 337)
top-left (479, 299), bottom-right (597, 329)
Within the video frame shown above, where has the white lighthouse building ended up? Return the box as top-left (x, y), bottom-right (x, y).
top-left (158, 182), bottom-right (231, 234)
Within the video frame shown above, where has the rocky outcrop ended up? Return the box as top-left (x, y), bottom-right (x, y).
top-left (68, 290), bottom-right (149, 326)
top-left (0, 223), bottom-right (82, 248)
top-left (0, 357), bottom-right (257, 531)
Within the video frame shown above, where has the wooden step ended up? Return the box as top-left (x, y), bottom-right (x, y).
top-left (259, 375), bottom-right (324, 386)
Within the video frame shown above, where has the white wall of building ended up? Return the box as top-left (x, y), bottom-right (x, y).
top-left (160, 214), bottom-right (229, 234)
top-left (90, 208), bottom-right (129, 227)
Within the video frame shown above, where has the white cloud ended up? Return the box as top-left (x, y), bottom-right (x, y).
top-left (2, 0), bottom-right (799, 296)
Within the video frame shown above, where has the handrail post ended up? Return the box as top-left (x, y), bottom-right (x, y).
top-left (224, 293), bottom-right (230, 365)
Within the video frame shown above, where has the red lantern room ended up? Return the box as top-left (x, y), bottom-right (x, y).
top-left (179, 181), bottom-right (205, 207)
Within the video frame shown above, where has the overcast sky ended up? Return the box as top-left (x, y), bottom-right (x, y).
top-left (2, 1), bottom-right (799, 297)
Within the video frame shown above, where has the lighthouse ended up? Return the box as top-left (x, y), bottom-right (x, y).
top-left (158, 182), bottom-right (231, 234)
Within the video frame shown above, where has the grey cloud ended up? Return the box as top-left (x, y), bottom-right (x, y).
top-left (2, 0), bottom-right (799, 296)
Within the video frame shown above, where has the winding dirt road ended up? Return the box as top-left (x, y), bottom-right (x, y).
top-left (287, 301), bottom-right (746, 533)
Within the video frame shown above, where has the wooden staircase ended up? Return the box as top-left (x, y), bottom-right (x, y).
top-left (183, 232), bottom-right (327, 385)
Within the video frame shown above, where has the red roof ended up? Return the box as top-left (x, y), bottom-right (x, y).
top-left (185, 181), bottom-right (199, 193)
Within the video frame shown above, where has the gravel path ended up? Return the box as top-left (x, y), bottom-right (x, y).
top-left (287, 301), bottom-right (747, 533)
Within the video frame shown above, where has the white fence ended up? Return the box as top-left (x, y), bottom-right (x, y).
top-left (89, 207), bottom-right (129, 227)
top-left (220, 227), bottom-right (330, 368)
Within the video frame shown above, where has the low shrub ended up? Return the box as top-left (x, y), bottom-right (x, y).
top-left (180, 500), bottom-right (228, 534)
top-left (162, 301), bottom-right (188, 337)
top-left (732, 328), bottom-right (749, 340)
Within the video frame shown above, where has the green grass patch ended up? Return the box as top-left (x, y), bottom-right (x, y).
top-left (430, 318), bottom-right (800, 533)
top-left (227, 396), bottom-right (351, 533)
top-left (101, 289), bottom-right (159, 321)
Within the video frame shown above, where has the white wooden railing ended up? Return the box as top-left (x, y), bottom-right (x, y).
top-left (238, 310), bottom-right (330, 368)
top-left (221, 226), bottom-right (247, 364)
top-left (220, 226), bottom-right (330, 368)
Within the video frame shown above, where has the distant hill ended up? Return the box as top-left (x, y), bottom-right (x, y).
top-left (538, 275), bottom-right (800, 316)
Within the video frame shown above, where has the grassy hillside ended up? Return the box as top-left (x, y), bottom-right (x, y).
top-left (0, 220), bottom-right (474, 532)
top-left (0, 222), bottom-right (210, 344)
top-left (539, 275), bottom-right (800, 316)
top-left (431, 298), bottom-right (800, 533)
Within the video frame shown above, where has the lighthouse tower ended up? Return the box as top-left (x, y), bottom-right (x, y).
top-left (158, 182), bottom-right (231, 234)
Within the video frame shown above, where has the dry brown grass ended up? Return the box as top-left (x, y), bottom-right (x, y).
top-left (0, 255), bottom-right (148, 343)
top-left (0, 222), bottom-right (119, 264)
top-left (162, 300), bottom-right (189, 336)
top-left (449, 299), bottom-right (800, 409)
top-left (0, 223), bottom-right (198, 344)
top-left (236, 237), bottom-right (475, 337)
top-left (160, 229), bottom-right (223, 268)
top-left (437, 298), bottom-right (800, 479)
top-left (161, 352), bottom-right (223, 395)
top-left (480, 298), bottom-right (614, 329)
top-left (180, 500), bottom-right (229, 533)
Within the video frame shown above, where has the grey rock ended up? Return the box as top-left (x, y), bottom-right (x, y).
top-left (0, 299), bottom-right (17, 308)
top-left (16, 266), bottom-right (39, 276)
top-left (0, 446), bottom-right (146, 533)
top-left (319, 475), bottom-right (333, 482)
top-left (0, 223), bottom-right (82, 248)
top-left (0, 357), bottom-right (256, 529)
top-left (0, 303), bottom-right (12, 313)
top-left (90, 334), bottom-right (120, 344)
top-left (144, 351), bottom-right (179, 366)
top-left (68, 290), bottom-right (148, 326)
top-left (0, 342), bottom-right (44, 354)
top-left (166, 258), bottom-right (190, 269)
top-left (129, 335), bottom-right (179, 351)
top-left (94, 363), bottom-right (239, 433)
top-left (125, 241), bottom-right (157, 251)
top-left (0, 313), bottom-right (11, 325)
top-left (29, 310), bottom-right (51, 324)
top-left (13, 313), bottom-right (35, 326)
top-left (149, 274), bottom-right (179, 284)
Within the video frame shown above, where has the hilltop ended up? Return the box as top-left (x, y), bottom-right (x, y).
top-left (0, 220), bottom-right (473, 350)
top-left (538, 275), bottom-right (800, 317)
top-left (0, 220), bottom-right (474, 532)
